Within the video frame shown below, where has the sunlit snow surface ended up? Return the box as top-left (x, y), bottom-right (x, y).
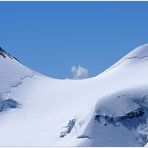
top-left (0, 44), bottom-right (148, 146)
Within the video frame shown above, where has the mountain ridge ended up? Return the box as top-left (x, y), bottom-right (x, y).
top-left (0, 44), bottom-right (148, 146)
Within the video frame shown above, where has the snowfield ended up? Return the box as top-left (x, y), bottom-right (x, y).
top-left (0, 44), bottom-right (148, 146)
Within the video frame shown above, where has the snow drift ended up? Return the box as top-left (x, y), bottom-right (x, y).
top-left (0, 44), bottom-right (148, 146)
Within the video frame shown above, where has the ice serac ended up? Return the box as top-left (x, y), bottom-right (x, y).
top-left (0, 44), bottom-right (148, 146)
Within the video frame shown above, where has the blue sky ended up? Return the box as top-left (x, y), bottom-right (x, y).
top-left (0, 2), bottom-right (148, 79)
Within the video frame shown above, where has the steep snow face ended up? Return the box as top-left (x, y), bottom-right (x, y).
top-left (0, 47), bottom-right (33, 115)
top-left (0, 47), bottom-right (33, 99)
top-left (0, 44), bottom-right (148, 146)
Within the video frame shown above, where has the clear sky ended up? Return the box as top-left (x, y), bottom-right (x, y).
top-left (0, 2), bottom-right (148, 79)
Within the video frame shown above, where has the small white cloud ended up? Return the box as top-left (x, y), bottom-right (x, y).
top-left (71, 65), bottom-right (88, 79)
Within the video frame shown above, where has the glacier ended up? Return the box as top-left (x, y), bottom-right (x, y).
top-left (0, 44), bottom-right (148, 146)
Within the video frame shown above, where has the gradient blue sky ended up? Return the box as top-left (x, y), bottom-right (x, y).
top-left (0, 2), bottom-right (148, 79)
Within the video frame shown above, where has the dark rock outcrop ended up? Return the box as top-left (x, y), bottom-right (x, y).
top-left (60, 119), bottom-right (76, 138)
top-left (95, 108), bottom-right (146, 130)
top-left (0, 99), bottom-right (19, 112)
top-left (0, 47), bottom-right (20, 62)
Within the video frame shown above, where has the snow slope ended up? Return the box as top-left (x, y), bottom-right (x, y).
top-left (0, 47), bottom-right (33, 99)
top-left (0, 44), bottom-right (148, 146)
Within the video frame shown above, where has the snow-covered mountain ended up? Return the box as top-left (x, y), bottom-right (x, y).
top-left (0, 44), bottom-right (148, 146)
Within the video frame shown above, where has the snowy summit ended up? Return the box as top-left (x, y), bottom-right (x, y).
top-left (125, 43), bottom-right (148, 58)
top-left (0, 44), bottom-right (148, 146)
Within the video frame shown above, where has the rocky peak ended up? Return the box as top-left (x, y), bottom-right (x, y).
top-left (0, 47), bottom-right (20, 63)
